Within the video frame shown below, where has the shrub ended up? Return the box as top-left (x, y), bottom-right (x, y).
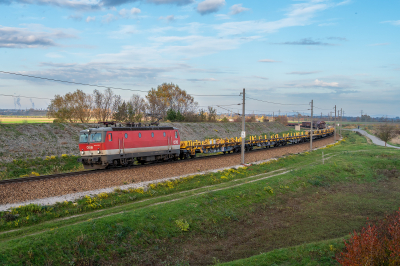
top-left (175, 219), bottom-right (190, 231)
top-left (336, 208), bottom-right (400, 265)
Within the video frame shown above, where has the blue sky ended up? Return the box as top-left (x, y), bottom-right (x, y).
top-left (0, 0), bottom-right (399, 117)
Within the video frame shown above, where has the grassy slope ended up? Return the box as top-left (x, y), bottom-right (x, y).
top-left (1, 132), bottom-right (400, 265)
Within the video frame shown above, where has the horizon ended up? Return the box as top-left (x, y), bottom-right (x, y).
top-left (1, 0), bottom-right (399, 117)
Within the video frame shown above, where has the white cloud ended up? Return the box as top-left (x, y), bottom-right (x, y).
top-left (370, 43), bottom-right (390, 46)
top-left (147, 0), bottom-right (194, 5)
top-left (0, 25), bottom-right (76, 48)
top-left (119, 8), bottom-right (129, 17)
top-left (253, 76), bottom-right (268, 80)
top-left (214, 1), bottom-right (329, 36)
top-left (314, 79), bottom-right (338, 87)
top-left (287, 71), bottom-right (321, 75)
top-left (130, 7), bottom-right (141, 15)
top-left (119, 8), bottom-right (141, 17)
top-left (197, 0), bottom-right (226, 15)
top-left (214, 14), bottom-right (230, 20)
top-left (381, 20), bottom-right (400, 26)
top-left (109, 25), bottom-right (140, 38)
top-left (86, 16), bottom-right (96, 22)
top-left (337, 0), bottom-right (351, 6)
top-left (230, 4), bottom-right (250, 15)
top-left (259, 59), bottom-right (280, 63)
top-left (187, 78), bottom-right (217, 82)
top-left (45, 52), bottom-right (64, 58)
top-left (102, 13), bottom-right (118, 23)
top-left (159, 15), bottom-right (175, 22)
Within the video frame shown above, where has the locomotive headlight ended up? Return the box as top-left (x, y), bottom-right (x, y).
top-left (81, 151), bottom-right (84, 155)
top-left (97, 149), bottom-right (100, 154)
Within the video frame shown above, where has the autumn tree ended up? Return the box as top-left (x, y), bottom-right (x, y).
top-left (376, 123), bottom-right (398, 146)
top-left (47, 89), bottom-right (92, 123)
top-left (275, 115), bottom-right (288, 126)
top-left (146, 83), bottom-right (197, 120)
top-left (245, 114), bottom-right (256, 122)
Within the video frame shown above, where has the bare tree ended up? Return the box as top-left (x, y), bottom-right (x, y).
top-left (376, 123), bottom-right (398, 146)
top-left (93, 88), bottom-right (115, 122)
top-left (207, 106), bottom-right (217, 122)
top-left (129, 94), bottom-right (148, 122)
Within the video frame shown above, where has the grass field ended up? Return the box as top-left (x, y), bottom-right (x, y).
top-left (1, 131), bottom-right (400, 265)
top-left (0, 116), bottom-right (54, 124)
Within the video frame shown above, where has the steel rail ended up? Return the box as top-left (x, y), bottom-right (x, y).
top-left (0, 134), bottom-right (333, 186)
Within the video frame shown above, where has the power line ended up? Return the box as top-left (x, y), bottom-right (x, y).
top-left (314, 106), bottom-right (333, 111)
top-left (246, 96), bottom-right (309, 106)
top-left (216, 105), bottom-right (240, 115)
top-left (0, 71), bottom-right (148, 93)
top-left (0, 70), bottom-right (240, 97)
top-left (190, 94), bottom-right (240, 97)
top-left (0, 94), bottom-right (51, 100)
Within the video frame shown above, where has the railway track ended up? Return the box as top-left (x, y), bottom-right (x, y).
top-left (0, 137), bottom-right (320, 186)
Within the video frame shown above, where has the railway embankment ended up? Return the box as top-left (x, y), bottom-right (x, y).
top-left (0, 136), bottom-right (334, 205)
top-left (1, 132), bottom-right (400, 265)
top-left (0, 122), bottom-right (287, 162)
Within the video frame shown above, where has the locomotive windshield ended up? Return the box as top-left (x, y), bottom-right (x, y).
top-left (89, 132), bottom-right (103, 143)
top-left (79, 133), bottom-right (89, 143)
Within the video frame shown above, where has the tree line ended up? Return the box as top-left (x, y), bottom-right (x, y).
top-left (47, 83), bottom-right (218, 123)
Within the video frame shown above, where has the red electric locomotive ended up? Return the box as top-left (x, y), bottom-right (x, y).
top-left (78, 124), bottom-right (181, 169)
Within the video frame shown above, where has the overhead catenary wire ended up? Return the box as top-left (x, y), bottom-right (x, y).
top-left (246, 96), bottom-right (309, 106)
top-left (0, 70), bottom-right (240, 97)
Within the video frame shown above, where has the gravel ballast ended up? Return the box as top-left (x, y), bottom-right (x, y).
top-left (0, 136), bottom-right (335, 206)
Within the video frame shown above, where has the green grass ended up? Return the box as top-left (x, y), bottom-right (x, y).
top-left (219, 237), bottom-right (346, 266)
top-left (0, 155), bottom-right (83, 180)
top-left (1, 131), bottom-right (400, 265)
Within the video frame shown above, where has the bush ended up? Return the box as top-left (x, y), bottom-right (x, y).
top-left (336, 208), bottom-right (400, 265)
top-left (166, 109), bottom-right (185, 122)
top-left (53, 118), bottom-right (65, 123)
top-left (275, 115), bottom-right (288, 126)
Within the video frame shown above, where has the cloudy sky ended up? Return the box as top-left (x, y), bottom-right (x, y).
top-left (0, 0), bottom-right (399, 117)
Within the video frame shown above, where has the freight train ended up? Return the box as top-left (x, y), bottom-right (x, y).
top-left (78, 123), bottom-right (335, 169)
top-left (287, 121), bottom-right (326, 129)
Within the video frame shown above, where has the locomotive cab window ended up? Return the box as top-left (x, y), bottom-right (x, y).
top-left (175, 131), bottom-right (178, 138)
top-left (89, 133), bottom-right (103, 143)
top-left (79, 133), bottom-right (89, 143)
top-left (151, 132), bottom-right (154, 138)
top-left (125, 133), bottom-right (128, 139)
top-left (108, 133), bottom-right (112, 141)
top-left (163, 132), bottom-right (166, 137)
top-left (138, 133), bottom-right (142, 138)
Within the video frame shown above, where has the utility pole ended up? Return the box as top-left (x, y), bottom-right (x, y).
top-left (361, 110), bottom-right (363, 122)
top-left (340, 108), bottom-right (342, 135)
top-left (273, 112), bottom-right (274, 121)
top-left (241, 88), bottom-right (245, 165)
top-left (310, 100), bottom-right (313, 151)
top-left (334, 105), bottom-right (337, 142)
